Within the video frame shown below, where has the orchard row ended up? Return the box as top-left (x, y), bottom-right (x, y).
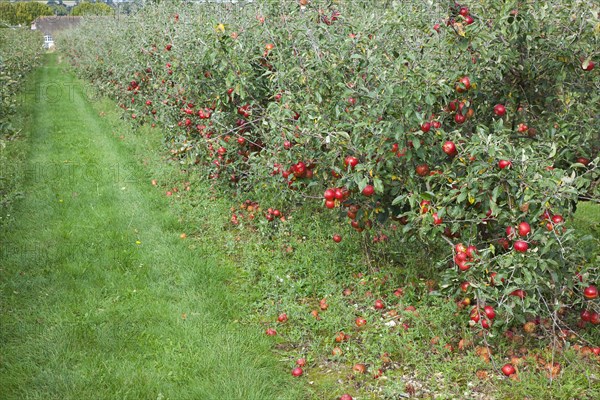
top-left (60, 1), bottom-right (599, 332)
top-left (0, 29), bottom-right (44, 134)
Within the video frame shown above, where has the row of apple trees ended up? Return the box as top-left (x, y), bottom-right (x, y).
top-left (0, 27), bottom-right (44, 134)
top-left (60, 0), bottom-right (599, 331)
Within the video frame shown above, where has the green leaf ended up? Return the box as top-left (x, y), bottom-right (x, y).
top-left (548, 143), bottom-right (556, 159)
top-left (392, 195), bottom-right (405, 206)
top-left (373, 177), bottom-right (384, 194)
top-left (315, 91), bottom-right (322, 104)
top-left (355, 175), bottom-right (368, 190)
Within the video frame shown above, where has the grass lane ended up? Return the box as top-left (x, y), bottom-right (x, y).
top-left (0, 54), bottom-right (303, 400)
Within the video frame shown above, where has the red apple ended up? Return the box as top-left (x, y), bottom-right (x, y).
top-left (265, 328), bottom-right (277, 336)
top-left (506, 226), bottom-right (516, 239)
top-left (339, 395), bottom-right (353, 400)
top-left (583, 285), bottom-right (598, 300)
top-left (293, 161), bottom-right (306, 178)
top-left (494, 104), bottom-right (506, 117)
top-left (277, 313), bottom-right (288, 323)
top-left (582, 60), bottom-right (595, 71)
top-left (513, 240), bottom-right (529, 253)
top-left (432, 212), bottom-right (443, 225)
top-left (513, 124), bottom-right (527, 135)
top-left (576, 157), bottom-right (590, 166)
top-left (296, 358), bottom-right (306, 367)
top-left (455, 243), bottom-right (467, 253)
top-left (319, 298), bottom-right (328, 311)
top-left (334, 188), bottom-right (345, 200)
top-left (352, 363), bottom-right (367, 374)
top-left (542, 209), bottom-right (552, 221)
top-left (421, 122), bottom-right (431, 133)
top-left (334, 332), bottom-right (346, 343)
top-left (459, 7), bottom-right (469, 16)
top-left (332, 234), bottom-right (342, 243)
top-left (291, 367), bottom-right (303, 377)
top-left (551, 214), bottom-right (564, 224)
top-left (374, 299), bottom-right (385, 310)
top-left (498, 160), bottom-right (512, 169)
top-left (456, 76), bottom-right (471, 92)
top-left (344, 156), bottom-right (359, 169)
top-left (442, 141), bottom-right (457, 156)
top-left (470, 308), bottom-right (480, 323)
top-left (355, 317), bottom-right (367, 327)
top-left (455, 252), bottom-right (468, 264)
top-left (449, 100), bottom-right (458, 111)
top-left (518, 222), bottom-right (531, 237)
top-left (581, 309), bottom-right (592, 322)
top-left (497, 237), bottom-right (510, 250)
top-left (502, 363), bottom-right (516, 376)
top-left (362, 185), bottom-right (375, 196)
top-left (416, 164), bottom-right (430, 176)
top-left (454, 112), bottom-right (466, 124)
top-left (466, 245), bottom-right (478, 259)
top-left (457, 261), bottom-right (470, 271)
top-left (484, 306), bottom-right (496, 320)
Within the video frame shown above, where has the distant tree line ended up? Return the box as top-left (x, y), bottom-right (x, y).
top-left (0, 2), bottom-right (53, 25)
top-left (0, 1), bottom-right (116, 25)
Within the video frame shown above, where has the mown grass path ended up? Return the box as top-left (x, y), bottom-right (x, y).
top-left (0, 54), bottom-right (302, 400)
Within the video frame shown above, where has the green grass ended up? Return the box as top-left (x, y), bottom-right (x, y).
top-left (178, 184), bottom-right (600, 399)
top-left (572, 201), bottom-right (600, 261)
top-left (187, 188), bottom-right (600, 399)
top-left (2, 53), bottom-right (598, 400)
top-left (0, 54), bottom-right (305, 400)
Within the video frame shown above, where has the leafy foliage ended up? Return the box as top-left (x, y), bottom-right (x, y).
top-left (70, 1), bottom-right (114, 17)
top-left (0, 27), bottom-right (44, 134)
top-left (0, 2), bottom-right (53, 26)
top-left (60, 0), bottom-right (598, 332)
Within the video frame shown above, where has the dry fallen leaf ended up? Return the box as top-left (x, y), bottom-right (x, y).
top-left (476, 369), bottom-right (489, 380)
top-left (475, 346), bottom-right (492, 363)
